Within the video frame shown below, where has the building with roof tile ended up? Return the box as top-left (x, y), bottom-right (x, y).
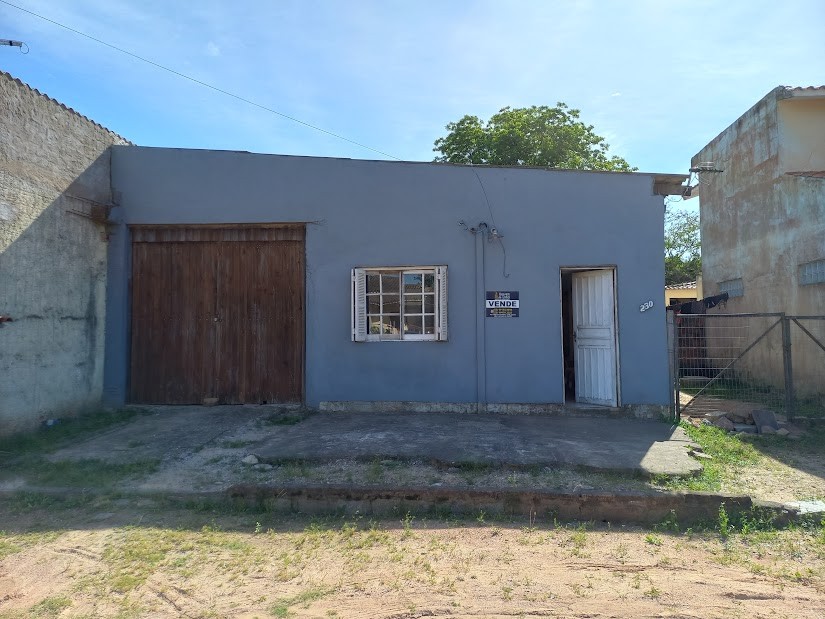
top-left (2, 69), bottom-right (690, 433)
top-left (0, 71), bottom-right (129, 433)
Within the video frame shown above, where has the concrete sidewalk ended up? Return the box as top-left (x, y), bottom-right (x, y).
top-left (50, 406), bottom-right (701, 477)
top-left (254, 411), bottom-right (701, 476)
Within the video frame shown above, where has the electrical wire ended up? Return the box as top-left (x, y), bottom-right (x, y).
top-left (470, 166), bottom-right (497, 229)
top-left (469, 167), bottom-right (510, 277)
top-left (0, 0), bottom-right (401, 160)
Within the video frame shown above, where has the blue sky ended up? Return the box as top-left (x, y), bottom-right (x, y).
top-left (2, 0), bottom-right (824, 183)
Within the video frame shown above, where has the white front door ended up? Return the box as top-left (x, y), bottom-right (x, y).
top-left (572, 269), bottom-right (618, 406)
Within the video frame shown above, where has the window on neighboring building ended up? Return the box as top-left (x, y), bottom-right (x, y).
top-left (718, 278), bottom-right (744, 298)
top-left (799, 259), bottom-right (825, 286)
top-left (668, 297), bottom-right (697, 306)
top-left (352, 266), bottom-right (448, 341)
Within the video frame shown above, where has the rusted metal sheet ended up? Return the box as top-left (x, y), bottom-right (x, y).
top-left (130, 226), bottom-right (304, 404)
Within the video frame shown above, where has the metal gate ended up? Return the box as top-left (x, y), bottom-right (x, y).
top-left (668, 312), bottom-right (825, 420)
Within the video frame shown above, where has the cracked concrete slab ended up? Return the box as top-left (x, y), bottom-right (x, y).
top-left (45, 406), bottom-right (701, 477)
top-left (254, 411), bottom-right (702, 477)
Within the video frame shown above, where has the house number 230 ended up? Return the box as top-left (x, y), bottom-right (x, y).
top-left (639, 300), bottom-right (654, 312)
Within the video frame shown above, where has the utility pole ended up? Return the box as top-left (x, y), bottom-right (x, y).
top-left (1, 39), bottom-right (28, 52)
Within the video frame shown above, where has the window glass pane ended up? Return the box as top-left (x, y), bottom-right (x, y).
top-left (403, 273), bottom-right (422, 293)
top-left (383, 296), bottom-right (400, 314)
top-left (423, 273), bottom-right (435, 292)
top-left (405, 315), bottom-right (423, 334)
top-left (366, 273), bottom-right (380, 294)
top-left (424, 294), bottom-right (435, 314)
top-left (424, 315), bottom-right (435, 334)
top-left (368, 317), bottom-right (382, 334)
top-left (381, 273), bottom-right (399, 293)
top-left (367, 295), bottom-right (380, 314)
top-left (382, 315), bottom-right (401, 336)
top-left (404, 295), bottom-right (422, 314)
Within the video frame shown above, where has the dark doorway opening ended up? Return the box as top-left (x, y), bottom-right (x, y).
top-left (561, 270), bottom-right (575, 402)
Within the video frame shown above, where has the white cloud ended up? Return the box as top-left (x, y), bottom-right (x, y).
top-left (205, 41), bottom-right (220, 57)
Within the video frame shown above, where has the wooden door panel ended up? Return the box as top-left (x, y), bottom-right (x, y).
top-left (130, 241), bottom-right (217, 403)
top-left (130, 226), bottom-right (305, 405)
top-left (573, 269), bottom-right (617, 407)
top-left (215, 240), bottom-right (304, 403)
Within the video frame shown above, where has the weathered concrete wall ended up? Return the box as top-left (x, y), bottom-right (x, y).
top-left (778, 96), bottom-right (825, 173)
top-left (109, 147), bottom-right (673, 410)
top-left (0, 72), bottom-right (128, 434)
top-left (693, 88), bottom-right (825, 397)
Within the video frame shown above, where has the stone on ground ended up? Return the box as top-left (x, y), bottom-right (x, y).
top-left (752, 409), bottom-right (779, 431)
top-left (713, 416), bottom-right (735, 431)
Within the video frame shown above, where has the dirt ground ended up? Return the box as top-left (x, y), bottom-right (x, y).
top-left (1, 497), bottom-right (824, 618)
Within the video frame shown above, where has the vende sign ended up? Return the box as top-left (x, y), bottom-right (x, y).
top-left (485, 291), bottom-right (520, 318)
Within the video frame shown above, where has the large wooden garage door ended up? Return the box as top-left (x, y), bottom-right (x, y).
top-left (129, 225), bottom-right (305, 404)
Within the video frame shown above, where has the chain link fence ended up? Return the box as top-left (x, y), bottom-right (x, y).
top-left (668, 312), bottom-right (825, 420)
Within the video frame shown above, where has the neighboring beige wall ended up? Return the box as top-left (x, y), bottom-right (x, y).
top-left (664, 286), bottom-right (697, 307)
top-left (779, 97), bottom-right (825, 172)
top-left (0, 72), bottom-right (128, 434)
top-left (693, 87), bottom-right (825, 398)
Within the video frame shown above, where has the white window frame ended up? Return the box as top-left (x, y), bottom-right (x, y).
top-left (352, 266), bottom-right (448, 342)
top-left (800, 259), bottom-right (825, 286)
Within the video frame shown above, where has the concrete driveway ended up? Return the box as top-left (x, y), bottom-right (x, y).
top-left (50, 406), bottom-right (701, 477)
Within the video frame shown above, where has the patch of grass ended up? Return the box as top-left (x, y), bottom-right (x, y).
top-left (568, 524), bottom-right (588, 555)
top-left (20, 459), bottom-right (160, 488)
top-left (271, 586), bottom-right (336, 617)
top-left (2, 492), bottom-right (94, 513)
top-left (365, 459), bottom-right (384, 484)
top-left (654, 510), bottom-right (680, 532)
top-left (456, 461), bottom-right (495, 474)
top-left (0, 530), bottom-right (62, 559)
top-left (220, 440), bottom-right (254, 449)
top-left (659, 422), bottom-right (763, 492)
top-left (401, 512), bottom-right (415, 539)
top-left (0, 407), bottom-right (150, 462)
top-left (103, 528), bottom-right (183, 592)
top-left (793, 396), bottom-right (825, 419)
top-left (27, 596), bottom-right (72, 618)
top-left (262, 408), bottom-right (314, 427)
top-left (645, 533), bottom-right (663, 546)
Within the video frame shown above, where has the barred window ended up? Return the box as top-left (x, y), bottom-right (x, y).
top-left (799, 259), bottom-right (825, 286)
top-left (718, 278), bottom-right (744, 298)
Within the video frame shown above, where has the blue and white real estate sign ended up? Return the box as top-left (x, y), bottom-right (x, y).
top-left (485, 291), bottom-right (520, 318)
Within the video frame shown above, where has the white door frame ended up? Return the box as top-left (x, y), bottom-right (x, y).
top-left (559, 266), bottom-right (621, 407)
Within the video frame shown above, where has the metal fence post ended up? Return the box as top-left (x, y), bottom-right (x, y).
top-left (781, 314), bottom-right (795, 420)
top-left (673, 313), bottom-right (681, 421)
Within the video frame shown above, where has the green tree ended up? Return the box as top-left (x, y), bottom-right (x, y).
top-left (433, 104), bottom-right (635, 171)
top-left (665, 209), bottom-right (701, 286)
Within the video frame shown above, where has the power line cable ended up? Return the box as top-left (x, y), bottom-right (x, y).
top-left (0, 0), bottom-right (401, 160)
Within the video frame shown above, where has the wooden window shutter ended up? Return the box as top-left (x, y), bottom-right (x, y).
top-left (436, 265), bottom-right (448, 341)
top-left (352, 268), bottom-right (367, 342)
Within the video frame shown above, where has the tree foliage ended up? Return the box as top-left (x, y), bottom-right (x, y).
top-left (433, 104), bottom-right (635, 171)
top-left (665, 209), bottom-right (701, 286)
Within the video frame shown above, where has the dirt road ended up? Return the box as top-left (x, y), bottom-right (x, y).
top-left (1, 498), bottom-right (823, 618)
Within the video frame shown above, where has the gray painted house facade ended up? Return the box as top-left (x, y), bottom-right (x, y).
top-left (104, 146), bottom-right (685, 416)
